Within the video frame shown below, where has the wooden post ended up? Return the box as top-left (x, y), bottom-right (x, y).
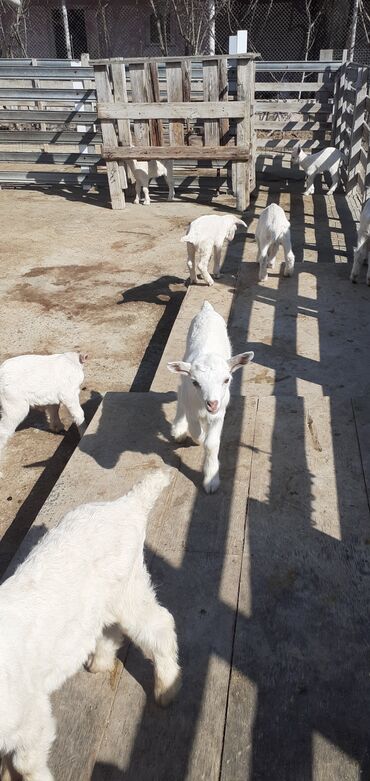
top-left (235, 57), bottom-right (254, 212)
top-left (129, 63), bottom-right (150, 148)
top-left (166, 61), bottom-right (184, 146)
top-left (110, 62), bottom-right (130, 189)
top-left (94, 64), bottom-right (125, 209)
top-left (218, 57), bottom-right (229, 145)
top-left (332, 52), bottom-right (348, 150)
top-left (145, 62), bottom-right (163, 146)
top-left (346, 65), bottom-right (368, 193)
top-left (203, 58), bottom-right (220, 147)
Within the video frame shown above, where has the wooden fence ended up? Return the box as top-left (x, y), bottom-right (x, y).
top-left (331, 59), bottom-right (370, 202)
top-left (93, 54), bottom-right (256, 210)
top-left (0, 53), bottom-right (368, 204)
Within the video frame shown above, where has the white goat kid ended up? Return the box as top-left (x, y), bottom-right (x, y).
top-left (127, 159), bottom-right (175, 205)
top-left (168, 301), bottom-right (254, 494)
top-left (291, 144), bottom-right (344, 196)
top-left (350, 199), bottom-right (370, 286)
top-left (255, 203), bottom-right (295, 282)
top-left (181, 214), bottom-right (247, 286)
top-left (0, 352), bottom-right (87, 469)
top-left (0, 470), bottom-right (179, 781)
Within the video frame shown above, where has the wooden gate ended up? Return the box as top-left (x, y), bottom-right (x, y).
top-left (92, 54), bottom-right (257, 211)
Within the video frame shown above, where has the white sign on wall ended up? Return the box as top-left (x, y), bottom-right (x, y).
top-left (229, 30), bottom-right (248, 54)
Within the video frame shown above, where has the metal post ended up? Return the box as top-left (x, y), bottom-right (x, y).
top-left (61, 0), bottom-right (72, 59)
top-left (209, 0), bottom-right (215, 55)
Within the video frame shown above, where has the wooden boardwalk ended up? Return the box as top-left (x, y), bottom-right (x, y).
top-left (2, 188), bottom-right (370, 781)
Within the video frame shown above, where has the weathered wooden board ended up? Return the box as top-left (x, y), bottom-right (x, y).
top-left (103, 145), bottom-right (250, 161)
top-left (98, 101), bottom-right (246, 120)
top-left (221, 395), bottom-right (370, 781)
top-left (166, 61), bottom-right (184, 146)
top-left (94, 65), bottom-right (125, 209)
top-left (203, 59), bottom-right (220, 147)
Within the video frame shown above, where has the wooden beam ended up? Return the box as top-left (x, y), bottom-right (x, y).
top-left (97, 101), bottom-right (246, 120)
top-left (94, 65), bottom-right (125, 209)
top-left (102, 145), bottom-right (250, 161)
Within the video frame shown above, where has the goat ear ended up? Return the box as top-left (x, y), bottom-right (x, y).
top-left (167, 361), bottom-right (191, 375)
top-left (79, 352), bottom-right (88, 364)
top-left (234, 218), bottom-right (247, 228)
top-left (228, 351), bottom-right (254, 373)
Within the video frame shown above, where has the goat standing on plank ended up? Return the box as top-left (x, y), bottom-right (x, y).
top-left (0, 470), bottom-right (180, 781)
top-left (127, 159), bottom-right (174, 205)
top-left (0, 352), bottom-right (87, 472)
top-left (168, 301), bottom-right (254, 494)
top-left (255, 203), bottom-right (295, 282)
top-left (350, 199), bottom-right (370, 286)
top-left (181, 214), bottom-right (247, 286)
top-left (291, 144), bottom-right (344, 195)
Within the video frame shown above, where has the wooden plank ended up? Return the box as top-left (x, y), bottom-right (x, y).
top-left (256, 101), bottom-right (332, 114)
top-left (103, 145), bottom-right (250, 161)
top-left (257, 138), bottom-right (323, 150)
top-left (203, 59), bottom-right (220, 147)
top-left (254, 120), bottom-right (328, 131)
top-left (332, 60), bottom-right (347, 148)
top-left (166, 61), bottom-right (185, 146)
top-left (0, 109), bottom-right (97, 123)
top-left (219, 57), bottom-right (229, 145)
top-left (110, 61), bottom-right (130, 189)
top-left (129, 62), bottom-right (150, 148)
top-left (92, 53), bottom-right (259, 64)
top-left (318, 49), bottom-right (334, 86)
top-left (0, 130), bottom-right (102, 143)
top-left (346, 66), bottom-right (368, 193)
top-left (110, 62), bottom-right (131, 146)
top-left (254, 81), bottom-right (332, 92)
top-left (146, 61), bottom-right (164, 147)
top-left (97, 101), bottom-right (246, 120)
top-left (94, 65), bottom-right (125, 209)
top-left (182, 60), bottom-right (191, 139)
top-left (235, 58), bottom-right (254, 211)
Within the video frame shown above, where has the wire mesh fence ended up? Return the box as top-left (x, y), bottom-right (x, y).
top-left (0, 0), bottom-right (368, 63)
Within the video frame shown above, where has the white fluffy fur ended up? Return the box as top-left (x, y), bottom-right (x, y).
top-left (168, 301), bottom-right (253, 493)
top-left (255, 203), bottom-right (295, 282)
top-left (291, 144), bottom-right (344, 195)
top-left (0, 469), bottom-right (179, 781)
top-left (127, 159), bottom-right (174, 205)
top-left (181, 214), bottom-right (247, 286)
top-left (350, 199), bottom-right (370, 286)
top-left (0, 352), bottom-right (87, 469)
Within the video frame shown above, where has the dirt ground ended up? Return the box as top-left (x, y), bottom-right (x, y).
top-left (0, 172), bottom-right (361, 575)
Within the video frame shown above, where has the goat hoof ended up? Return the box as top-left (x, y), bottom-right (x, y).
top-left (203, 475), bottom-right (220, 494)
top-left (155, 670), bottom-right (182, 707)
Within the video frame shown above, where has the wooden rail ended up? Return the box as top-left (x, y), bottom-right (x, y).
top-left (331, 58), bottom-right (370, 197)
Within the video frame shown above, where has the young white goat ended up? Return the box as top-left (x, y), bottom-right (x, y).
top-left (291, 143), bottom-right (344, 195)
top-left (127, 159), bottom-right (175, 205)
top-left (181, 214), bottom-right (247, 286)
top-left (0, 351), bottom-right (87, 469)
top-left (350, 199), bottom-right (370, 286)
top-left (168, 301), bottom-right (254, 493)
top-left (255, 203), bottom-right (295, 282)
top-left (0, 469), bottom-right (179, 781)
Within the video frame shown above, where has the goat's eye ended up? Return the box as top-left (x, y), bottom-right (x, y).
top-left (224, 378), bottom-right (230, 384)
top-left (192, 380), bottom-right (200, 388)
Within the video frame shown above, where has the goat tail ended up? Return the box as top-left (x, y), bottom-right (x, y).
top-left (128, 468), bottom-right (172, 518)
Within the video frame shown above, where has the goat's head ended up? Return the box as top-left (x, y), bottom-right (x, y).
top-left (168, 351), bottom-right (254, 416)
top-left (225, 217), bottom-right (247, 242)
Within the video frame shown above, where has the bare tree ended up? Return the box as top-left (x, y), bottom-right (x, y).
top-left (149, 0), bottom-right (238, 56)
